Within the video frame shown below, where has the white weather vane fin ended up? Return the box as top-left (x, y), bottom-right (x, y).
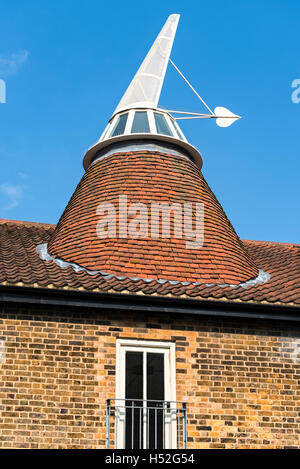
top-left (113, 14), bottom-right (180, 115)
top-left (114, 13), bottom-right (241, 128)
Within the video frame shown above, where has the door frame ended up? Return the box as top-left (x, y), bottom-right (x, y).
top-left (115, 339), bottom-right (176, 449)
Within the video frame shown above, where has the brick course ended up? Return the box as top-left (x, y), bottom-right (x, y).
top-left (0, 306), bottom-right (299, 449)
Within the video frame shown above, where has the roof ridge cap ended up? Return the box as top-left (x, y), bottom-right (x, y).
top-left (242, 238), bottom-right (299, 248)
top-left (0, 219), bottom-right (56, 228)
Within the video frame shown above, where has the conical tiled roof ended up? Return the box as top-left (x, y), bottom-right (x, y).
top-left (48, 147), bottom-right (259, 285)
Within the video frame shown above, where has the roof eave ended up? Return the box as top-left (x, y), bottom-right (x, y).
top-left (0, 284), bottom-right (299, 322)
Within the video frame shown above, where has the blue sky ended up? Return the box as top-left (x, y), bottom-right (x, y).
top-left (0, 0), bottom-right (299, 243)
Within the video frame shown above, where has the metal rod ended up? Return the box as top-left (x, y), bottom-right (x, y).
top-left (147, 408), bottom-right (149, 449)
top-left (115, 406), bottom-right (118, 449)
top-left (105, 399), bottom-right (110, 449)
top-left (175, 115), bottom-right (214, 120)
top-left (175, 115), bottom-right (239, 121)
top-left (183, 402), bottom-right (187, 450)
top-left (169, 59), bottom-right (214, 115)
top-left (155, 408), bottom-right (157, 449)
top-left (164, 109), bottom-right (209, 116)
top-left (176, 409), bottom-right (178, 449)
top-left (139, 406), bottom-right (142, 450)
top-left (112, 404), bottom-right (185, 410)
top-left (131, 401), bottom-right (134, 449)
top-left (163, 402), bottom-right (165, 449)
top-left (109, 398), bottom-right (185, 404)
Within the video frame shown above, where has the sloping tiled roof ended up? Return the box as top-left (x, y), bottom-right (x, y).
top-left (0, 219), bottom-right (299, 307)
top-left (48, 151), bottom-right (258, 285)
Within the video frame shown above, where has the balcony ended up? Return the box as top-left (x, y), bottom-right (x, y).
top-left (105, 399), bottom-right (187, 449)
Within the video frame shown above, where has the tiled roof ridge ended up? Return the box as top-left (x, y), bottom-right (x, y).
top-left (0, 219), bottom-right (55, 228)
top-left (243, 238), bottom-right (299, 248)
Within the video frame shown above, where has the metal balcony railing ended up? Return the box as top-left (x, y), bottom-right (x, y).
top-left (106, 399), bottom-right (187, 449)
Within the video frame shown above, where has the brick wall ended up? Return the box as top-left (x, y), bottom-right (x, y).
top-left (0, 305), bottom-right (299, 449)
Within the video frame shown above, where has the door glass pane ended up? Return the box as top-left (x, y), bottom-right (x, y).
top-left (154, 112), bottom-right (173, 136)
top-left (147, 353), bottom-right (164, 449)
top-left (125, 351), bottom-right (143, 449)
top-left (110, 113), bottom-right (128, 137)
top-left (131, 111), bottom-right (150, 133)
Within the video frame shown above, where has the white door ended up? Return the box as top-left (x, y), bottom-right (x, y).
top-left (115, 340), bottom-right (177, 449)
